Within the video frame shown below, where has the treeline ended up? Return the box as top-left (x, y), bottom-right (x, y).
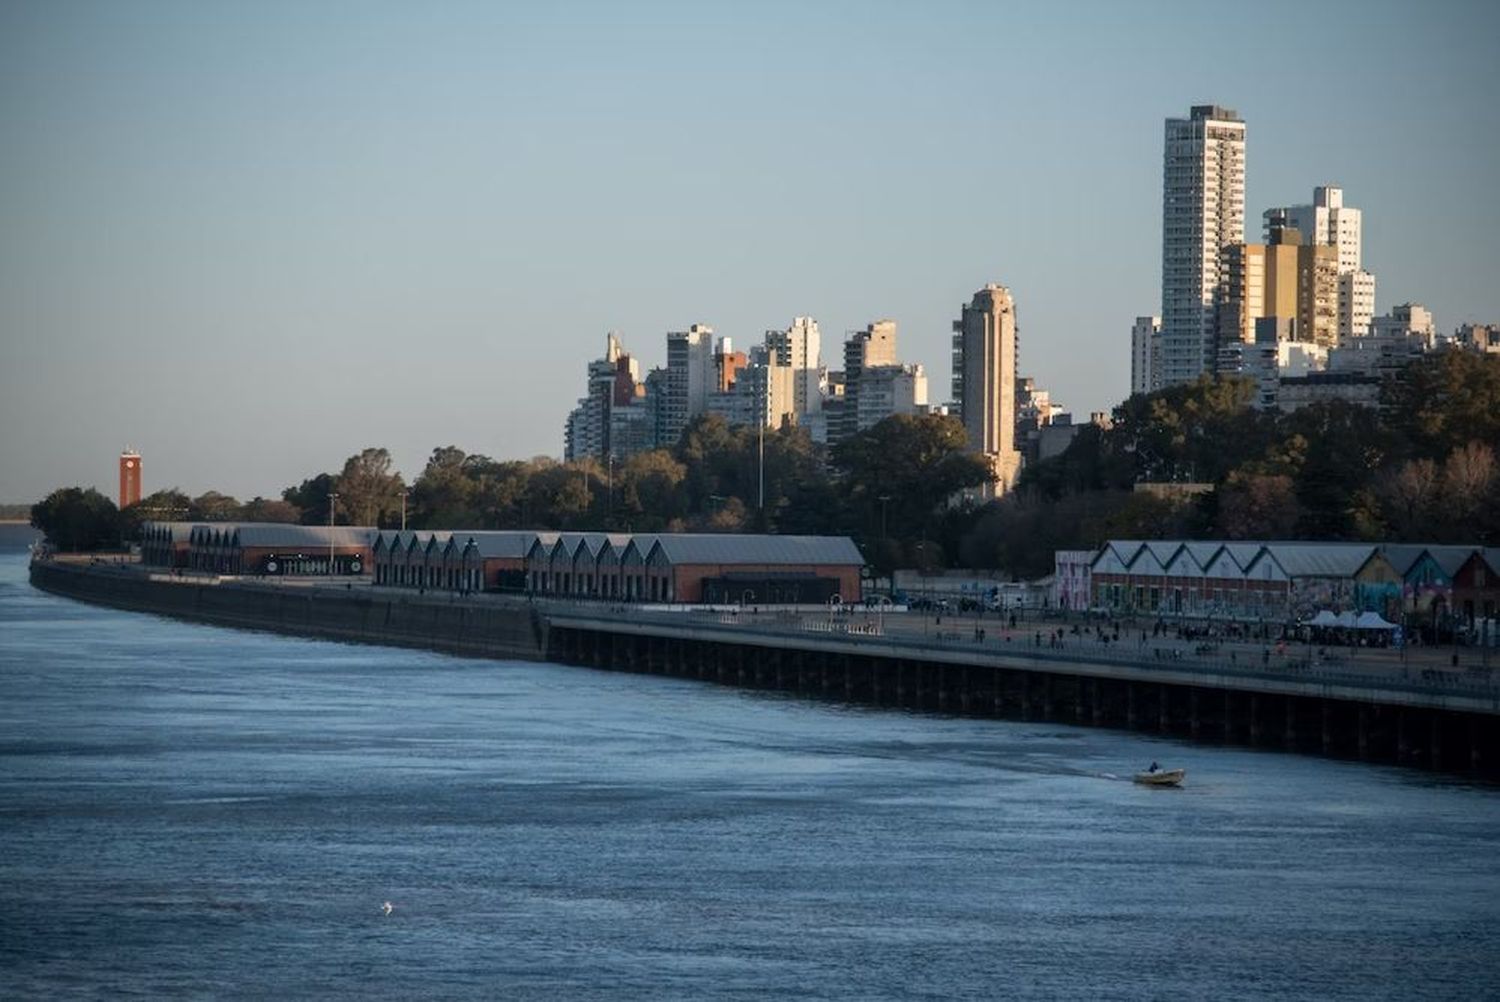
top-left (33, 350), bottom-right (1500, 572)
top-left (32, 415), bottom-right (992, 570)
top-left (963, 349), bottom-right (1500, 578)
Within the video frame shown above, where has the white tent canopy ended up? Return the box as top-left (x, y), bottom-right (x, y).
top-left (1355, 611), bottom-right (1399, 630)
top-left (1307, 610), bottom-right (1340, 627)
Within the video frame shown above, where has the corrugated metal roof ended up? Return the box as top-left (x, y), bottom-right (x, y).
top-left (231, 524), bottom-right (379, 548)
top-left (1424, 546), bottom-right (1478, 577)
top-left (1380, 544), bottom-right (1477, 577)
top-left (649, 533), bottom-right (864, 566)
top-left (1379, 545), bottom-right (1427, 576)
top-left (449, 531), bottom-right (539, 559)
top-left (1178, 542), bottom-right (1221, 569)
top-left (1257, 543), bottom-right (1376, 578)
top-left (142, 520), bottom-right (197, 540)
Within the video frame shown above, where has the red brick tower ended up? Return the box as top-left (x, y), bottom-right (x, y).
top-left (119, 449), bottom-right (142, 509)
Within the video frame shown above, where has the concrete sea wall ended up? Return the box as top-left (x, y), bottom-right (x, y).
top-left (30, 563), bottom-right (547, 663)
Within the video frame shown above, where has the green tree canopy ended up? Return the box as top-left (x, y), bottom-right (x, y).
top-left (32, 487), bottom-right (121, 552)
top-left (336, 448), bottom-right (406, 527)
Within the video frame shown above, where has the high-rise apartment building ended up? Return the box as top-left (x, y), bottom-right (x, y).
top-left (713, 337), bottom-right (747, 393)
top-left (1219, 229), bottom-right (1338, 351)
top-left (119, 449), bottom-right (142, 509)
top-left (1369, 303), bottom-right (1436, 343)
top-left (1130, 316), bottom-right (1161, 396)
top-left (1160, 104), bottom-right (1246, 385)
top-left (952, 284), bottom-right (1022, 495)
top-left (661, 324), bottom-right (716, 447)
top-left (834, 320), bottom-right (898, 442)
top-left (563, 334), bottom-right (647, 462)
top-left (1265, 186), bottom-right (1375, 340)
top-left (1339, 271), bottom-right (1377, 340)
top-left (764, 316), bottom-right (822, 418)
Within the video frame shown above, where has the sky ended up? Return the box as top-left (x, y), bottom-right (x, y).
top-left (2, 0), bottom-right (1498, 503)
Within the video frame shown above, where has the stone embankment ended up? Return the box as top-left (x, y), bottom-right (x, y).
top-left (29, 562), bottom-right (547, 663)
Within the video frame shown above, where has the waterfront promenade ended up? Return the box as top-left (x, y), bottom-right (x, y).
top-left (30, 558), bottom-right (1500, 775)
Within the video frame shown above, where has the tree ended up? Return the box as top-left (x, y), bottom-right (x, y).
top-left (523, 461), bottom-right (595, 529)
top-left (189, 491), bottom-right (241, 522)
top-left (1384, 349), bottom-right (1500, 460)
top-left (282, 473), bottom-right (338, 525)
top-left (336, 448), bottom-right (406, 527)
top-left (31, 487), bottom-right (121, 551)
top-left (615, 450), bottom-right (686, 530)
top-left (1380, 458), bottom-right (1440, 540)
top-left (119, 489), bottom-right (192, 540)
top-left (409, 446), bottom-right (479, 528)
top-left (1440, 441), bottom-right (1497, 540)
top-left (240, 497), bottom-right (302, 523)
top-left (1276, 401), bottom-right (1391, 539)
top-left (832, 414), bottom-right (991, 570)
top-left (1215, 470), bottom-right (1302, 540)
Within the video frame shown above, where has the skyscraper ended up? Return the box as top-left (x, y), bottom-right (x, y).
top-left (1264, 186), bottom-right (1375, 340)
top-left (1160, 104), bottom-right (1246, 385)
top-left (661, 324), bottom-right (716, 447)
top-left (764, 316), bottom-right (822, 418)
top-left (952, 285), bottom-right (1022, 496)
top-left (1130, 316), bottom-right (1161, 396)
top-left (836, 319), bottom-right (898, 443)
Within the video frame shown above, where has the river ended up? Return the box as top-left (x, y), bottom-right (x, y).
top-left (2, 531), bottom-right (1498, 999)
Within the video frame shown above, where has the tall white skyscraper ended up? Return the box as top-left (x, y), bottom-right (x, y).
top-left (1265, 185), bottom-right (1375, 340)
top-left (661, 324), bottom-right (716, 447)
top-left (1130, 316), bottom-right (1161, 396)
top-left (1160, 104), bottom-right (1246, 386)
top-left (764, 316), bottom-right (822, 417)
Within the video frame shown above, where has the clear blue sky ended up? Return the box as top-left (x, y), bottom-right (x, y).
top-left (2, 0), bottom-right (1497, 503)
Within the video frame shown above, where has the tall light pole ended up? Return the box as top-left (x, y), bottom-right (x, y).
top-left (757, 420), bottom-right (765, 513)
top-left (400, 490), bottom-right (408, 532)
top-left (328, 491), bottom-right (339, 576)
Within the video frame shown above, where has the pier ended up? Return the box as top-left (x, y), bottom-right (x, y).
top-left (544, 606), bottom-right (1500, 777)
top-left (28, 561), bottom-right (1500, 778)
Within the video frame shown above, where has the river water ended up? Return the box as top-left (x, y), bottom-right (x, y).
top-left (2, 532), bottom-right (1499, 999)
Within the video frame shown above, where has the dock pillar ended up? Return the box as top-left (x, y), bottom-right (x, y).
top-left (1321, 702), bottom-right (1333, 756)
top-left (1125, 682), bottom-right (1136, 729)
top-left (1285, 698), bottom-right (1297, 751)
top-left (1358, 706), bottom-right (1370, 760)
top-left (1397, 710), bottom-right (1411, 764)
top-left (1159, 684), bottom-right (1170, 733)
top-left (1091, 679), bottom-right (1104, 726)
top-left (1249, 695), bottom-right (1262, 745)
top-left (1471, 716), bottom-right (1483, 775)
top-left (1429, 714), bottom-right (1442, 772)
top-left (1189, 689), bottom-right (1201, 740)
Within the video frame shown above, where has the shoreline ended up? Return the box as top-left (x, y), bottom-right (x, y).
top-left (27, 560), bottom-right (1500, 780)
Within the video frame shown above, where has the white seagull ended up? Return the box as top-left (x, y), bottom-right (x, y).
top-left (381, 901), bottom-right (393, 916)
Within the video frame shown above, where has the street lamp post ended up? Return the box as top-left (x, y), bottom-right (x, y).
top-left (328, 491), bottom-right (339, 576)
top-left (400, 490), bottom-right (408, 532)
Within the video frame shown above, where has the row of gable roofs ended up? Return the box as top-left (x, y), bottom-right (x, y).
top-left (182, 522), bottom-right (378, 549)
top-left (373, 531), bottom-right (865, 568)
top-left (523, 532), bottom-right (865, 568)
top-left (373, 530), bottom-right (546, 562)
top-left (1093, 540), bottom-right (1494, 581)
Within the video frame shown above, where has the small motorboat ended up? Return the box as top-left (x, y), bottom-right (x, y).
top-left (1133, 768), bottom-right (1185, 787)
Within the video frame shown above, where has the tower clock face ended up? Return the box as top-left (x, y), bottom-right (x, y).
top-left (124, 461), bottom-right (135, 469)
